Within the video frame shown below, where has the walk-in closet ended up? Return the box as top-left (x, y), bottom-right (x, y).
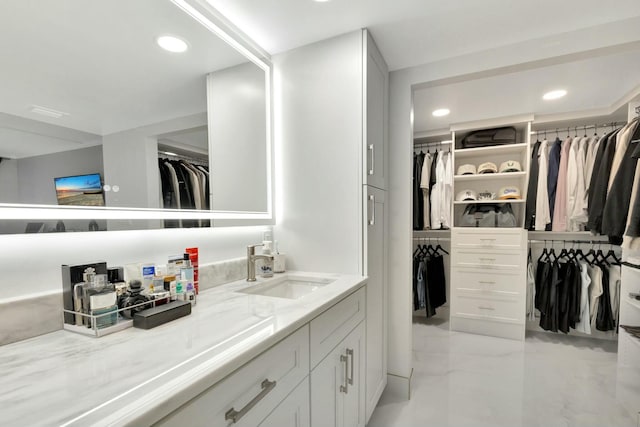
top-left (404, 46), bottom-right (640, 426)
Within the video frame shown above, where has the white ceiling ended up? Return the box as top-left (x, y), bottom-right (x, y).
top-left (205, 0), bottom-right (640, 71)
top-left (413, 49), bottom-right (640, 134)
top-left (0, 0), bottom-right (248, 137)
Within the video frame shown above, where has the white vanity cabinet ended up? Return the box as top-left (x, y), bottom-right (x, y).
top-left (311, 321), bottom-right (366, 427)
top-left (155, 286), bottom-right (366, 427)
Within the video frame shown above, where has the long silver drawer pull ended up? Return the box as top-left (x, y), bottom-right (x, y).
top-left (480, 238), bottom-right (496, 241)
top-left (225, 379), bottom-right (277, 423)
top-left (368, 194), bottom-right (375, 226)
top-left (479, 258), bottom-right (496, 262)
top-left (346, 348), bottom-right (354, 386)
top-left (368, 144), bottom-right (375, 175)
top-left (340, 354), bottom-right (349, 393)
top-left (478, 306), bottom-right (495, 311)
top-left (479, 281), bottom-right (496, 285)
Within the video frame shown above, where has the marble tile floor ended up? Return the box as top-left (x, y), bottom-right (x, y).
top-left (369, 311), bottom-right (637, 427)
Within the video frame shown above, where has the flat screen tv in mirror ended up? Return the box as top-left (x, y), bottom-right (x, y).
top-left (54, 173), bottom-right (105, 206)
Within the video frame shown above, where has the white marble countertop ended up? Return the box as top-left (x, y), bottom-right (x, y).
top-left (0, 271), bottom-right (366, 426)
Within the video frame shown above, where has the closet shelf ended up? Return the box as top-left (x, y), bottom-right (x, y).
top-left (454, 143), bottom-right (529, 159)
top-left (453, 199), bottom-right (525, 205)
top-left (454, 171), bottom-right (527, 182)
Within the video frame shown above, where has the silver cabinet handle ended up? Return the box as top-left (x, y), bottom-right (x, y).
top-left (480, 238), bottom-right (496, 242)
top-left (368, 194), bottom-right (375, 226)
top-left (368, 144), bottom-right (374, 175)
top-left (478, 306), bottom-right (495, 311)
top-left (346, 348), bottom-right (354, 385)
top-left (225, 379), bottom-right (276, 423)
top-left (479, 281), bottom-right (496, 285)
top-left (479, 258), bottom-right (496, 262)
top-left (340, 354), bottom-right (349, 393)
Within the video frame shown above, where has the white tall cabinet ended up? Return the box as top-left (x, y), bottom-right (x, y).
top-left (273, 29), bottom-right (389, 425)
top-left (363, 30), bottom-right (389, 423)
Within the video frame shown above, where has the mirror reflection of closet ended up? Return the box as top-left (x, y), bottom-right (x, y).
top-left (0, 0), bottom-right (270, 234)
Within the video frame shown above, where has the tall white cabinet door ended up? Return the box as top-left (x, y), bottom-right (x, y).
top-left (259, 378), bottom-right (310, 427)
top-left (310, 322), bottom-right (366, 427)
top-left (364, 30), bottom-right (388, 190)
top-left (311, 342), bottom-right (347, 427)
top-left (343, 322), bottom-right (366, 427)
top-left (364, 186), bottom-right (387, 422)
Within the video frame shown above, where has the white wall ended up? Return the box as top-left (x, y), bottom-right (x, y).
top-left (208, 62), bottom-right (268, 213)
top-left (0, 158), bottom-right (18, 203)
top-left (273, 31), bottom-right (363, 275)
top-left (0, 226), bottom-right (269, 300)
top-left (387, 17), bottom-right (640, 390)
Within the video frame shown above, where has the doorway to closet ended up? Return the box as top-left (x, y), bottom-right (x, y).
top-left (394, 46), bottom-right (640, 427)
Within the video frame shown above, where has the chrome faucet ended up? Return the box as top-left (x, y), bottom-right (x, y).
top-left (247, 244), bottom-right (274, 282)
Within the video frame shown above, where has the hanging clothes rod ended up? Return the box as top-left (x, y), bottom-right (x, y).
top-left (532, 122), bottom-right (626, 137)
top-left (414, 140), bottom-right (452, 146)
top-left (159, 151), bottom-right (209, 166)
top-left (528, 239), bottom-right (619, 247)
top-left (413, 237), bottom-right (451, 241)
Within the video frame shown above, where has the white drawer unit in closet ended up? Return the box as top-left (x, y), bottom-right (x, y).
top-left (450, 228), bottom-right (527, 340)
top-left (156, 326), bottom-right (310, 427)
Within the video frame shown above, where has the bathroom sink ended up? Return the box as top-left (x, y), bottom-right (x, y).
top-left (238, 275), bottom-right (336, 299)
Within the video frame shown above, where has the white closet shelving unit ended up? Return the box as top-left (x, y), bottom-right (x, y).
top-left (617, 261), bottom-right (640, 423)
top-left (447, 117), bottom-right (532, 341)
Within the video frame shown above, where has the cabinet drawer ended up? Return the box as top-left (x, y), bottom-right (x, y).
top-left (310, 287), bottom-right (366, 368)
top-left (453, 250), bottom-right (522, 270)
top-left (452, 229), bottom-right (524, 250)
top-left (452, 269), bottom-right (524, 294)
top-left (156, 326), bottom-right (310, 427)
top-left (452, 293), bottom-right (523, 323)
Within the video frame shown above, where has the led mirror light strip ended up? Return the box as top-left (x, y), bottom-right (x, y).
top-left (0, 204), bottom-right (271, 220)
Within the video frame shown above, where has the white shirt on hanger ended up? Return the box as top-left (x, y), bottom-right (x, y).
top-left (535, 140), bottom-right (551, 230)
top-left (420, 152), bottom-right (432, 230)
top-left (575, 261), bottom-right (592, 334)
top-left (442, 152), bottom-right (453, 229)
top-left (589, 265), bottom-right (603, 329)
top-left (568, 137), bottom-right (588, 231)
top-left (430, 151), bottom-right (445, 230)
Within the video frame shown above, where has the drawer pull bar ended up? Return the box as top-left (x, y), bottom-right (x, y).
top-left (479, 281), bottom-right (496, 285)
top-left (479, 258), bottom-right (496, 262)
top-left (340, 354), bottom-right (349, 393)
top-left (225, 379), bottom-right (277, 423)
top-left (478, 306), bottom-right (495, 311)
top-left (480, 238), bottom-right (496, 242)
top-left (346, 348), bottom-right (354, 385)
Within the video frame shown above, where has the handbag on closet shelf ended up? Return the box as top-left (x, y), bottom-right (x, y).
top-left (460, 126), bottom-right (517, 148)
top-left (459, 203), bottom-right (517, 228)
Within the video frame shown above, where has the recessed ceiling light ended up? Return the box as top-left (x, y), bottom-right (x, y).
top-left (543, 89), bottom-right (567, 101)
top-left (432, 108), bottom-right (450, 117)
top-left (157, 35), bottom-right (188, 53)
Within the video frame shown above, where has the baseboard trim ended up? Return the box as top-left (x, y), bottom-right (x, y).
top-left (385, 370), bottom-right (413, 400)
